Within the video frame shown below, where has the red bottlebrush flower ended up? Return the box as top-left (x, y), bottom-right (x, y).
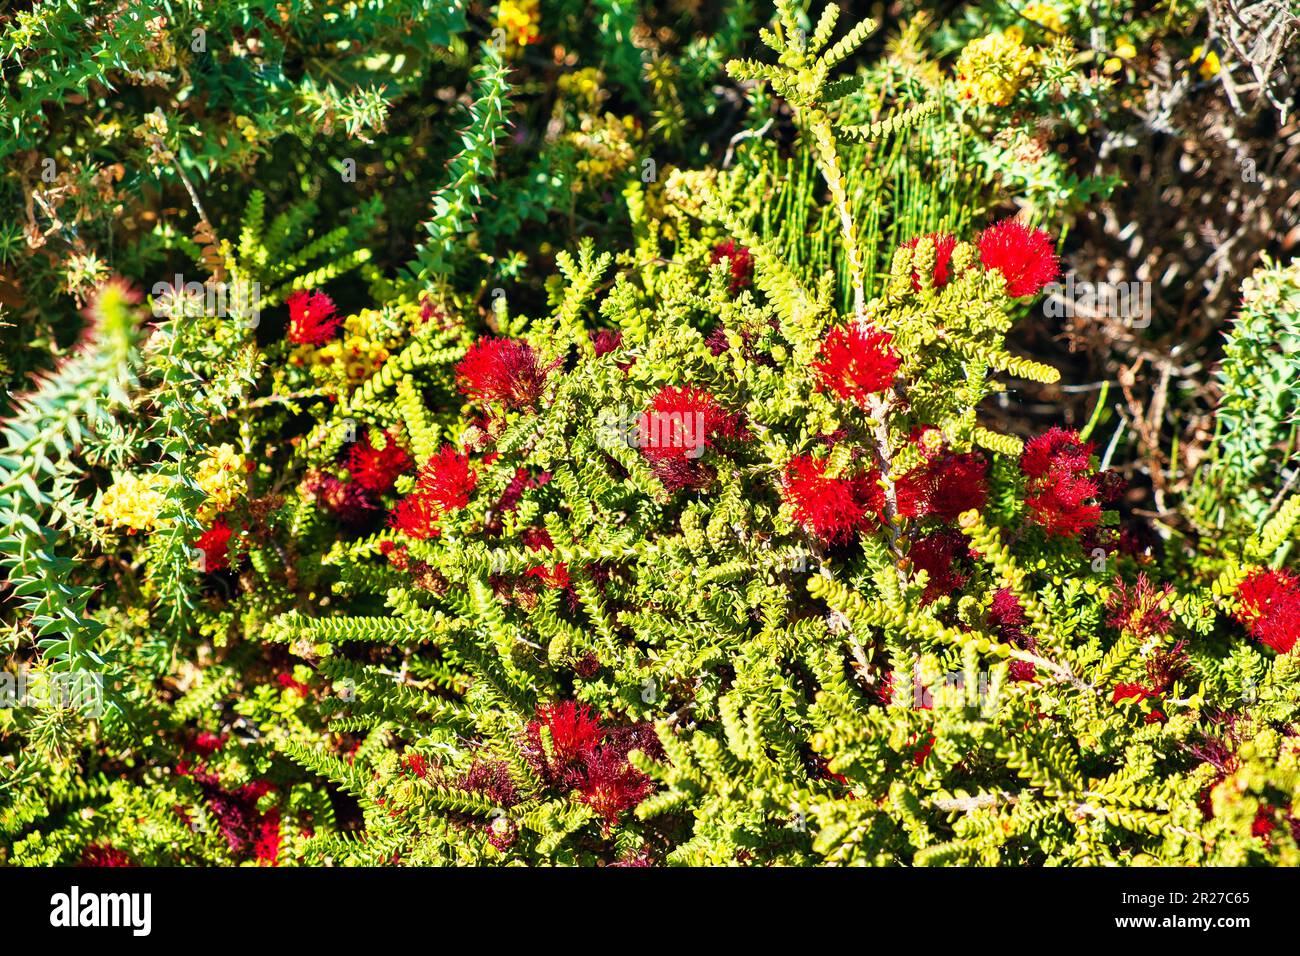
top-left (192, 731), bottom-right (226, 756)
top-left (524, 701), bottom-right (605, 787)
top-left (1021, 427), bottom-right (1094, 480)
top-left (1020, 427), bottom-right (1102, 537)
top-left (638, 385), bottom-right (739, 464)
top-left (316, 474), bottom-right (380, 527)
top-left (347, 430), bottom-right (413, 493)
top-left (1146, 640), bottom-right (1192, 692)
top-left (455, 337), bottom-right (551, 410)
top-left (579, 746), bottom-right (655, 824)
top-left (79, 843), bottom-right (134, 867)
top-left (286, 290), bottom-right (341, 345)
top-left (902, 232), bottom-right (958, 291)
top-left (897, 452), bottom-right (988, 521)
top-left (782, 454), bottom-right (881, 545)
top-left (521, 526), bottom-right (554, 551)
top-left (908, 530), bottom-right (971, 604)
top-left (525, 562), bottom-right (571, 590)
top-left (1252, 807), bottom-right (1276, 838)
top-left (988, 588), bottom-right (1037, 682)
top-left (710, 239), bottom-right (754, 293)
top-left (253, 809), bottom-right (281, 866)
top-left (811, 323), bottom-right (899, 406)
top-left (389, 445), bottom-right (477, 539)
top-left (1234, 568), bottom-right (1300, 654)
top-left (589, 329), bottom-right (623, 356)
top-left (977, 218), bottom-right (1060, 298)
top-left (912, 735), bottom-right (935, 766)
top-left (1106, 573), bottom-right (1175, 638)
top-left (402, 753), bottom-right (429, 779)
top-left (459, 758), bottom-right (521, 808)
top-left (195, 519), bottom-right (234, 572)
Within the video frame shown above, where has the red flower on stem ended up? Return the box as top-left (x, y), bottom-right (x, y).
top-left (1234, 568), bottom-right (1300, 654)
top-left (389, 445), bottom-right (477, 539)
top-left (710, 240), bottom-right (754, 293)
top-left (286, 290), bottom-right (341, 345)
top-left (902, 232), bottom-right (958, 291)
top-left (811, 323), bottom-right (899, 406)
top-left (195, 519), bottom-right (234, 572)
top-left (455, 337), bottom-right (551, 410)
top-left (977, 218), bottom-right (1059, 298)
top-left (1020, 427), bottom-right (1102, 537)
top-left (782, 454), bottom-right (881, 545)
top-left (347, 430), bottom-right (413, 493)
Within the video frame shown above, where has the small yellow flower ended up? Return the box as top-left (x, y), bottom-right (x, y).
top-left (954, 32), bottom-right (1038, 107)
top-left (1104, 36), bottom-right (1137, 75)
top-left (195, 443), bottom-right (247, 518)
top-left (97, 473), bottom-right (170, 533)
top-left (495, 0), bottom-right (541, 56)
top-left (1021, 2), bottom-right (1065, 34)
top-left (1191, 45), bottom-right (1220, 80)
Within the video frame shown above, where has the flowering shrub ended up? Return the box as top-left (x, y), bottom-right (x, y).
top-left (2, 2), bottom-right (1299, 870)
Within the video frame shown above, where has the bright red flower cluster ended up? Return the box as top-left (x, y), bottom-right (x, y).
top-left (638, 385), bottom-right (741, 491)
top-left (347, 430), bottom-right (413, 493)
top-left (389, 445), bottom-right (477, 540)
top-left (897, 450), bottom-right (988, 521)
top-left (908, 530), bottom-right (972, 604)
top-left (78, 843), bottom-right (135, 867)
top-left (811, 323), bottom-right (899, 406)
top-left (455, 337), bottom-right (551, 410)
top-left (902, 232), bottom-right (958, 291)
top-left (522, 701), bottom-right (662, 825)
top-left (1020, 427), bottom-right (1102, 536)
top-left (977, 218), bottom-right (1059, 298)
top-left (286, 290), bottom-right (341, 346)
top-left (1234, 568), bottom-right (1300, 654)
top-left (710, 239), bottom-right (754, 293)
top-left (782, 454), bottom-right (882, 545)
top-left (987, 588), bottom-right (1037, 682)
top-left (194, 519), bottom-right (234, 572)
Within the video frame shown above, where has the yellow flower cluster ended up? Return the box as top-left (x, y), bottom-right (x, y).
top-left (292, 305), bottom-right (416, 396)
top-left (557, 68), bottom-right (605, 112)
top-left (195, 443), bottom-right (247, 519)
top-left (954, 32), bottom-right (1038, 107)
top-left (495, 0), bottom-right (541, 55)
top-left (96, 473), bottom-right (170, 534)
top-left (567, 113), bottom-right (638, 184)
top-left (1019, 2), bottom-right (1064, 34)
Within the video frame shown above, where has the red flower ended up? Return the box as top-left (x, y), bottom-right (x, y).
top-left (711, 240), bottom-right (754, 293)
top-left (308, 472), bottom-right (379, 527)
top-left (908, 530), bottom-right (971, 604)
top-left (1234, 569), bottom-right (1300, 654)
top-left (977, 218), bottom-right (1059, 298)
top-left (524, 701), bottom-right (604, 787)
top-left (389, 445), bottom-right (477, 539)
top-left (195, 519), bottom-right (234, 573)
top-left (347, 430), bottom-right (413, 493)
top-left (525, 563), bottom-right (571, 590)
top-left (811, 323), bottom-right (899, 406)
top-left (638, 386), bottom-right (741, 491)
top-left (459, 758), bottom-right (521, 807)
top-left (897, 452), bottom-right (988, 521)
top-left (1106, 573), bottom-right (1174, 638)
top-left (589, 329), bottom-right (623, 356)
top-left (902, 232), bottom-right (958, 291)
top-left (455, 337), bottom-right (551, 410)
top-left (78, 843), bottom-right (135, 867)
top-left (988, 588), bottom-right (1037, 681)
top-left (402, 753), bottom-right (429, 779)
top-left (579, 746), bottom-right (655, 824)
top-left (782, 454), bottom-right (881, 545)
top-left (1112, 682), bottom-right (1166, 723)
top-left (286, 290), bottom-right (341, 345)
top-left (1020, 427), bottom-right (1101, 537)
top-left (277, 673), bottom-right (311, 696)
top-left (253, 809), bottom-right (281, 866)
